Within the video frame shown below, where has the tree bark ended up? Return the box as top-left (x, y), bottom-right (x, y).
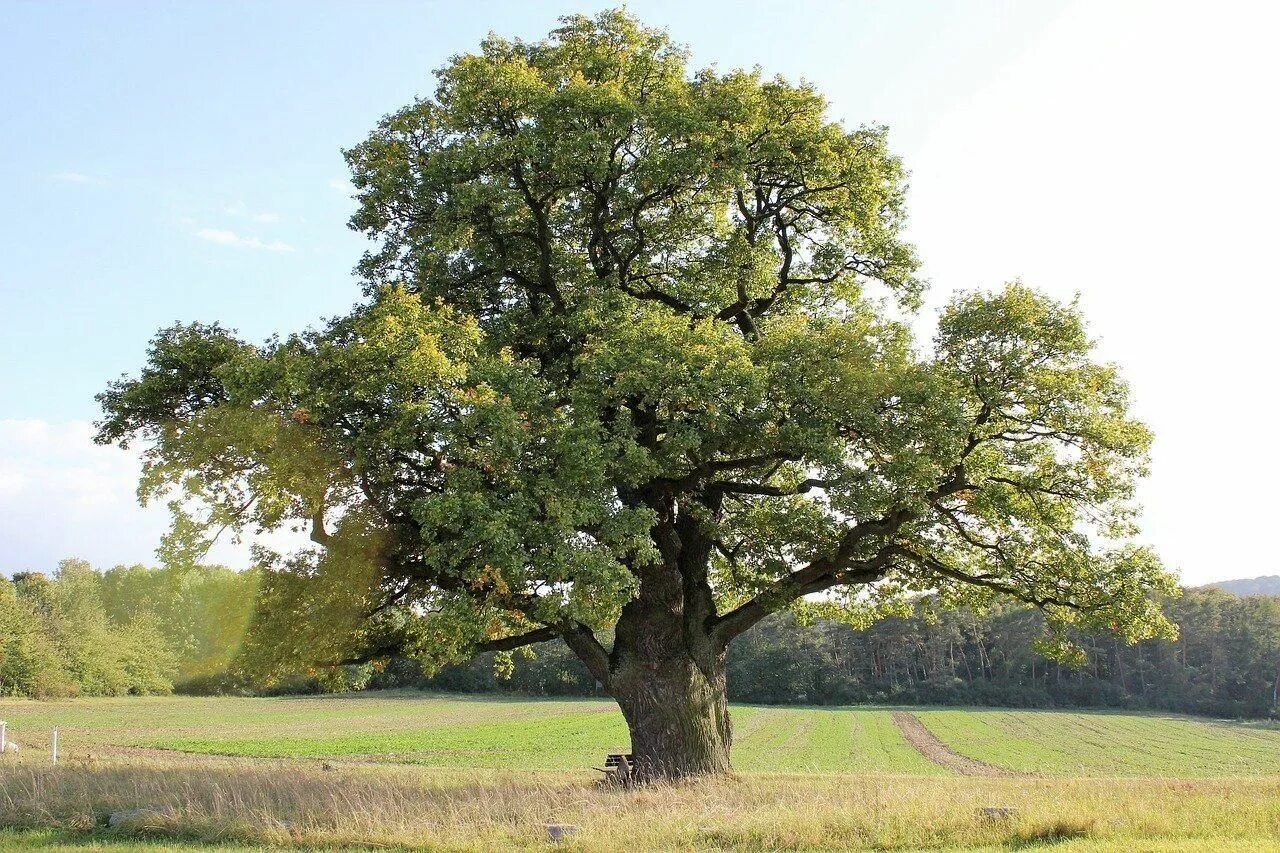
top-left (610, 642), bottom-right (732, 780)
top-left (597, 549), bottom-right (733, 780)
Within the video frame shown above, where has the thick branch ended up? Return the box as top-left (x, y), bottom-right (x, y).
top-left (309, 509), bottom-right (332, 547)
top-left (709, 456), bottom-right (978, 646)
top-left (330, 628), bottom-right (409, 666)
top-left (561, 622), bottom-right (612, 685)
top-left (711, 478), bottom-right (832, 497)
top-left (474, 625), bottom-right (562, 653)
top-left (712, 558), bottom-right (891, 647)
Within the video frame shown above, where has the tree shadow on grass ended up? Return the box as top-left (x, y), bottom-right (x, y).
top-left (1004, 818), bottom-right (1095, 849)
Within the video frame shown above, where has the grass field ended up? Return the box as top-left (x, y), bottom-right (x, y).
top-left (916, 709), bottom-right (1280, 777)
top-left (1, 692), bottom-right (1279, 849)
top-left (0, 693), bottom-right (946, 774)
top-left (4, 692), bottom-right (1277, 777)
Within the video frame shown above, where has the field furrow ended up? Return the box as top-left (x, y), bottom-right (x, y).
top-left (914, 709), bottom-right (1280, 776)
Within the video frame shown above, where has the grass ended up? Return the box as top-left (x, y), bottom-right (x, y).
top-left (0, 693), bottom-right (942, 774)
top-left (730, 705), bottom-right (943, 774)
top-left (0, 691), bottom-right (607, 751)
top-left (0, 828), bottom-right (266, 850)
top-left (0, 763), bottom-right (1278, 850)
top-left (1, 692), bottom-right (1279, 849)
top-left (915, 708), bottom-right (1280, 776)
top-left (6, 693), bottom-right (1275, 777)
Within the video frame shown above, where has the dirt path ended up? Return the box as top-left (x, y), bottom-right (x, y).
top-left (890, 711), bottom-right (1022, 777)
top-left (89, 745), bottom-right (273, 766)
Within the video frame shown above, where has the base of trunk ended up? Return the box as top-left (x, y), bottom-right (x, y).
top-left (614, 656), bottom-right (732, 781)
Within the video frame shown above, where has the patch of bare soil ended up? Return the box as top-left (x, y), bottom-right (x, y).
top-left (890, 711), bottom-right (1023, 777)
top-left (86, 746), bottom-right (315, 770)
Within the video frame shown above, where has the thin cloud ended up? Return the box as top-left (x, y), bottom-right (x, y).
top-left (225, 201), bottom-right (280, 223)
top-left (52, 170), bottom-right (101, 185)
top-left (328, 178), bottom-right (350, 192)
top-left (195, 227), bottom-right (295, 252)
top-left (0, 418), bottom-right (301, 571)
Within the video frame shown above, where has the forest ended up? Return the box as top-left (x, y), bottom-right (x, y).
top-left (3, 560), bottom-right (1278, 719)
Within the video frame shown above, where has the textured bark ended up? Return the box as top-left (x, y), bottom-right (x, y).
top-left (603, 552), bottom-right (733, 780)
top-left (612, 645), bottom-right (732, 780)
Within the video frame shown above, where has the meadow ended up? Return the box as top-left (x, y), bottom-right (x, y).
top-left (1, 691), bottom-right (1279, 850)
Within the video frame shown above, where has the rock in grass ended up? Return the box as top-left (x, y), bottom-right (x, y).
top-left (108, 807), bottom-right (170, 829)
top-left (976, 806), bottom-right (1017, 820)
top-left (544, 823), bottom-right (580, 842)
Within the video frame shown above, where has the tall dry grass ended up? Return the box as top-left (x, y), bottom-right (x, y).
top-left (1, 754), bottom-right (1279, 850)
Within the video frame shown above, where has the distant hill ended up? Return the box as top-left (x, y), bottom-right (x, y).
top-left (1208, 576), bottom-right (1280, 597)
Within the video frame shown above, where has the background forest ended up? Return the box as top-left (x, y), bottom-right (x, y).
top-left (2, 560), bottom-right (1278, 719)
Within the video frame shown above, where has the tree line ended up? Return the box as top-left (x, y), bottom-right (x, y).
top-left (3, 559), bottom-right (1278, 718)
top-left (411, 587), bottom-right (1280, 718)
top-left (0, 559), bottom-right (252, 698)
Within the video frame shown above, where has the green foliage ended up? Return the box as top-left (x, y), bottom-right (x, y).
top-left (99, 563), bottom-right (260, 680)
top-left (720, 589), bottom-right (1280, 717)
top-left (2, 557), bottom-right (423, 700)
top-left (95, 10), bottom-right (1176, 682)
top-left (416, 587), bottom-right (1280, 720)
top-left (0, 578), bottom-right (73, 698)
top-left (0, 560), bottom-right (178, 698)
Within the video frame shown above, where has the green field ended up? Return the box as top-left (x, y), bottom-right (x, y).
top-left (1, 692), bottom-right (1279, 777)
top-left (3, 693), bottom-right (1280, 850)
top-left (0, 693), bottom-right (941, 775)
top-left (916, 708), bottom-right (1280, 777)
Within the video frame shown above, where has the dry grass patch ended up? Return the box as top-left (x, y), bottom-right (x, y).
top-left (1, 756), bottom-right (1278, 850)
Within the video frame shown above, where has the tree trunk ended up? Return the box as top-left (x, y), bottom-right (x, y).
top-left (611, 646), bottom-right (732, 780)
top-left (601, 545), bottom-right (733, 781)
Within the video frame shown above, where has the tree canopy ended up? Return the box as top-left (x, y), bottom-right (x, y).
top-left (97, 10), bottom-right (1175, 777)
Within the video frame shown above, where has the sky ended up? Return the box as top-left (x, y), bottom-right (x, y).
top-left (1, 0), bottom-right (1277, 585)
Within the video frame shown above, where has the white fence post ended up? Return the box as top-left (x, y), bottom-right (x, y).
top-left (1, 720), bottom-right (6, 753)
top-left (51, 728), bottom-right (57, 765)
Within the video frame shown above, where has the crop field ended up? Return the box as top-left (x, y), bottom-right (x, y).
top-left (2, 692), bottom-right (1280, 850)
top-left (2, 691), bottom-right (1277, 777)
top-left (0, 693), bottom-right (942, 775)
top-left (915, 709), bottom-right (1280, 777)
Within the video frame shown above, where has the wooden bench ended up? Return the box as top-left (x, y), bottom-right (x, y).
top-left (596, 752), bottom-right (635, 784)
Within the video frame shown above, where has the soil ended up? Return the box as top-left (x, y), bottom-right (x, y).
top-left (890, 711), bottom-right (1024, 777)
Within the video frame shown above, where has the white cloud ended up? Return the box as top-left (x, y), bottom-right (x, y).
top-left (0, 467), bottom-right (28, 498)
top-left (195, 227), bottom-right (295, 252)
top-left (51, 170), bottom-right (100, 185)
top-left (0, 419), bottom-right (165, 571)
top-left (328, 178), bottom-right (350, 192)
top-left (224, 201), bottom-right (280, 223)
top-left (0, 419), bottom-right (302, 572)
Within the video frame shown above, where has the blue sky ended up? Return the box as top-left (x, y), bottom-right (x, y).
top-left (2, 1), bottom-right (1277, 583)
top-left (1, 0), bottom-right (1058, 421)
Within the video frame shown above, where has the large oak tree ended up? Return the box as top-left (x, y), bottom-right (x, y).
top-left (98, 11), bottom-right (1175, 779)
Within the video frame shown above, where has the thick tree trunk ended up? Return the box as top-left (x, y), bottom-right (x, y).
top-left (611, 646), bottom-right (732, 780)
top-left (601, 542), bottom-right (733, 781)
